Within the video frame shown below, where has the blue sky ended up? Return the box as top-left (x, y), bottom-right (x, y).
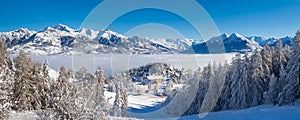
top-left (0, 0), bottom-right (299, 39)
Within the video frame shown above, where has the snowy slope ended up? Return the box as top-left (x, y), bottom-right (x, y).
top-left (11, 91), bottom-right (300, 120)
top-left (178, 105), bottom-right (300, 120)
top-left (104, 89), bottom-right (300, 120)
top-left (149, 38), bottom-right (195, 51)
top-left (0, 28), bottom-right (36, 48)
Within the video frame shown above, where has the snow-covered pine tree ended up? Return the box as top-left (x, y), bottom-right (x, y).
top-left (264, 66), bottom-right (287, 105)
top-left (13, 51), bottom-right (45, 111)
top-left (265, 67), bottom-right (286, 105)
top-left (214, 62), bottom-right (232, 110)
top-left (91, 67), bottom-right (109, 119)
top-left (76, 66), bottom-right (91, 83)
top-left (112, 81), bottom-right (128, 117)
top-left (261, 45), bottom-right (272, 83)
top-left (228, 53), bottom-right (252, 109)
top-left (94, 67), bottom-right (106, 104)
top-left (31, 61), bottom-right (48, 110)
top-left (32, 61), bottom-right (52, 120)
top-left (264, 74), bottom-right (278, 104)
top-left (201, 62), bottom-right (225, 113)
top-left (42, 60), bottom-right (50, 79)
top-left (164, 69), bottom-right (197, 116)
top-left (249, 49), bottom-right (266, 106)
top-left (74, 67), bottom-right (109, 119)
top-left (284, 45), bottom-right (291, 62)
top-left (72, 66), bottom-right (94, 119)
top-left (67, 68), bottom-right (75, 82)
top-left (213, 62), bottom-right (230, 111)
top-left (107, 78), bottom-right (116, 92)
top-left (278, 30), bottom-right (300, 105)
top-left (42, 60), bottom-right (53, 110)
top-left (52, 65), bottom-right (76, 119)
top-left (214, 61), bottom-right (232, 111)
top-left (225, 54), bottom-right (242, 110)
top-left (275, 66), bottom-right (287, 104)
top-left (183, 63), bottom-right (211, 115)
top-left (65, 66), bottom-right (108, 119)
top-left (112, 82), bottom-right (121, 116)
top-left (12, 51), bottom-right (32, 111)
top-left (272, 39), bottom-right (287, 78)
top-left (0, 39), bottom-right (13, 120)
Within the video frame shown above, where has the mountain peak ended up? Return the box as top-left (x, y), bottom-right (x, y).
top-left (231, 33), bottom-right (243, 37)
top-left (220, 33), bottom-right (230, 39)
top-left (98, 29), bottom-right (126, 39)
top-left (229, 33), bottom-right (248, 41)
top-left (13, 28), bottom-right (35, 34)
top-left (53, 24), bottom-right (74, 32)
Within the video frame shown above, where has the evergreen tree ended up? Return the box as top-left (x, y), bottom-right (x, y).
top-left (217, 61), bottom-right (232, 111)
top-left (272, 39), bottom-right (287, 78)
top-left (112, 81), bottom-right (128, 117)
top-left (67, 68), bottom-right (75, 82)
top-left (276, 66), bottom-right (287, 103)
top-left (249, 49), bottom-right (266, 106)
top-left (94, 67), bottom-right (106, 104)
top-left (42, 60), bottom-right (50, 79)
top-left (165, 69), bottom-right (198, 116)
top-left (284, 45), bottom-right (291, 62)
top-left (91, 67), bottom-right (109, 118)
top-left (200, 62), bottom-right (225, 112)
top-left (52, 65), bottom-right (76, 119)
top-left (264, 74), bottom-right (278, 104)
top-left (13, 51), bottom-right (45, 111)
top-left (211, 62), bottom-right (229, 111)
top-left (261, 45), bottom-right (272, 83)
top-left (73, 66), bottom-right (94, 119)
top-left (183, 63), bottom-right (211, 115)
top-left (76, 67), bottom-right (108, 119)
top-left (229, 53), bottom-right (252, 109)
top-left (12, 51), bottom-right (31, 111)
top-left (32, 61), bottom-right (48, 109)
top-left (0, 39), bottom-right (13, 120)
top-left (278, 30), bottom-right (300, 105)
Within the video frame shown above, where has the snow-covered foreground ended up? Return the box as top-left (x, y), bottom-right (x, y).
top-left (105, 91), bottom-right (300, 120)
top-left (178, 105), bottom-right (300, 120)
top-left (10, 91), bottom-right (300, 120)
top-left (105, 91), bottom-right (168, 119)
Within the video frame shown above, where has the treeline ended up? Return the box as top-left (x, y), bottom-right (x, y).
top-left (0, 40), bottom-right (128, 120)
top-left (165, 31), bottom-right (300, 116)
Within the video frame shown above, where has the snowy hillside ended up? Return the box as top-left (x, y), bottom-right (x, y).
top-left (176, 105), bottom-right (300, 120)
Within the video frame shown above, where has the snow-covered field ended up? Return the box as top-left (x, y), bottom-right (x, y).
top-left (105, 91), bottom-right (300, 120)
top-left (177, 105), bottom-right (300, 120)
top-left (11, 90), bottom-right (300, 120)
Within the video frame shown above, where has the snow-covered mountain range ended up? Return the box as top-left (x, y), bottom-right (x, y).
top-left (0, 24), bottom-right (294, 55)
top-left (187, 33), bottom-right (293, 54)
